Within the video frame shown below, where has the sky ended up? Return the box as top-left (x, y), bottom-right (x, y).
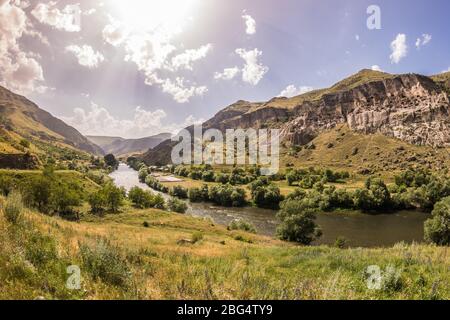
top-left (1, 0), bottom-right (449, 138)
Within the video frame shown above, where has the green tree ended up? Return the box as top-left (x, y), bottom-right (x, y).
top-left (104, 154), bottom-right (119, 170)
top-left (103, 183), bottom-right (125, 212)
top-left (424, 196), bottom-right (450, 245)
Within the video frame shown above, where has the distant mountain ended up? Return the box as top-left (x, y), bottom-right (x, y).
top-left (140, 69), bottom-right (450, 171)
top-left (0, 85), bottom-right (103, 168)
top-left (87, 133), bottom-right (171, 156)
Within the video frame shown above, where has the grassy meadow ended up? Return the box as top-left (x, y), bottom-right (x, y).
top-left (0, 200), bottom-right (448, 300)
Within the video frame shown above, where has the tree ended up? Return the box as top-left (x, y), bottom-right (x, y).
top-left (424, 196), bottom-right (450, 245)
top-left (252, 184), bottom-right (283, 209)
top-left (50, 182), bottom-right (82, 213)
top-left (276, 198), bottom-right (322, 245)
top-left (104, 154), bottom-right (119, 170)
top-left (128, 186), bottom-right (155, 209)
top-left (88, 191), bottom-right (107, 214)
top-left (103, 183), bottom-right (125, 212)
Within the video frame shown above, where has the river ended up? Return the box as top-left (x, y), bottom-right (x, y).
top-left (109, 164), bottom-right (429, 247)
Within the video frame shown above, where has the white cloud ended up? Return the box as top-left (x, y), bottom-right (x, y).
top-left (390, 33), bottom-right (408, 64)
top-left (102, 17), bottom-right (128, 47)
top-left (278, 85), bottom-right (313, 98)
top-left (214, 67), bottom-right (240, 80)
top-left (0, 0), bottom-right (46, 94)
top-left (66, 45), bottom-right (104, 69)
top-left (171, 44), bottom-right (212, 71)
top-left (371, 65), bottom-right (383, 72)
top-left (31, 1), bottom-right (81, 32)
top-left (441, 67), bottom-right (450, 73)
top-left (242, 13), bottom-right (256, 35)
top-left (415, 33), bottom-right (432, 49)
top-left (235, 48), bottom-right (268, 85)
top-left (355, 34), bottom-right (360, 41)
top-left (62, 103), bottom-right (204, 138)
top-left (161, 77), bottom-right (208, 103)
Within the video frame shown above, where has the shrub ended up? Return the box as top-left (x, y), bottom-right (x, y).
top-left (128, 186), bottom-right (155, 209)
top-left (79, 238), bottom-right (131, 288)
top-left (143, 221), bottom-right (150, 228)
top-left (191, 231), bottom-right (204, 243)
top-left (334, 236), bottom-right (348, 248)
top-left (138, 167), bottom-right (149, 182)
top-left (188, 185), bottom-right (209, 202)
top-left (169, 185), bottom-right (188, 199)
top-left (88, 191), bottom-right (107, 214)
top-left (152, 194), bottom-right (166, 209)
top-left (167, 198), bottom-right (188, 213)
top-left (228, 219), bottom-right (257, 233)
top-left (252, 184), bottom-right (283, 209)
top-left (424, 196), bottom-right (450, 245)
top-left (50, 182), bottom-right (82, 214)
top-left (208, 184), bottom-right (246, 207)
top-left (19, 139), bottom-right (30, 148)
top-left (104, 154), bottom-right (119, 170)
top-left (354, 178), bottom-right (391, 211)
top-left (202, 170), bottom-right (215, 182)
top-left (3, 190), bottom-right (24, 224)
top-left (102, 183), bottom-right (125, 213)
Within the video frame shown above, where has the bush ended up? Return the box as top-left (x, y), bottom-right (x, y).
top-left (188, 185), bottom-right (209, 202)
top-left (424, 196), bottom-right (450, 245)
top-left (334, 236), bottom-right (348, 248)
top-left (19, 139), bottom-right (30, 148)
top-left (169, 185), bottom-right (188, 199)
top-left (104, 154), bottom-right (119, 170)
top-left (79, 238), bottom-right (131, 288)
top-left (3, 190), bottom-right (24, 224)
top-left (191, 231), bottom-right (204, 243)
top-left (228, 219), bottom-right (257, 233)
top-left (354, 178), bottom-right (391, 211)
top-left (128, 186), bottom-right (155, 209)
top-left (252, 184), bottom-right (283, 209)
top-left (138, 167), bottom-right (149, 182)
top-left (208, 184), bottom-right (246, 207)
top-left (88, 191), bottom-right (107, 214)
top-left (102, 183), bottom-right (125, 213)
top-left (50, 182), bottom-right (82, 214)
top-left (167, 198), bottom-right (188, 213)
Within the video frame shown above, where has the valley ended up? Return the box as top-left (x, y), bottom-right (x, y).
top-left (0, 69), bottom-right (449, 300)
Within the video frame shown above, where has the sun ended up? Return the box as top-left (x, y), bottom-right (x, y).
top-left (109, 0), bottom-right (198, 34)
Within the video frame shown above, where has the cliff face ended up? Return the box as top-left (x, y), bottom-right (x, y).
top-left (283, 74), bottom-right (450, 147)
top-left (141, 70), bottom-right (450, 165)
top-left (203, 72), bottom-right (450, 148)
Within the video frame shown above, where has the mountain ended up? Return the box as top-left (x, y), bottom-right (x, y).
top-left (140, 69), bottom-right (450, 171)
top-left (87, 133), bottom-right (171, 156)
top-left (0, 85), bottom-right (103, 168)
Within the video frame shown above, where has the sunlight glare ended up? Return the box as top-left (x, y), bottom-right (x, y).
top-left (109, 0), bottom-right (198, 34)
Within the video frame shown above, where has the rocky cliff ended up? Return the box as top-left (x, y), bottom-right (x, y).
top-left (141, 69), bottom-right (450, 165)
top-left (204, 70), bottom-right (450, 148)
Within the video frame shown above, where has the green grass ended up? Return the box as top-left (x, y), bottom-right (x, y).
top-left (0, 203), bottom-right (448, 300)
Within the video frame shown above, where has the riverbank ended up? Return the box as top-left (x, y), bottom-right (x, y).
top-left (110, 164), bottom-right (430, 247)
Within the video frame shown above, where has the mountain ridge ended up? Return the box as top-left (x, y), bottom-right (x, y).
top-left (140, 69), bottom-right (450, 167)
top-left (87, 133), bottom-right (171, 156)
top-left (0, 85), bottom-right (103, 167)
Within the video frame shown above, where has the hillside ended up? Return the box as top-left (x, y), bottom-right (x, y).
top-left (1, 204), bottom-right (448, 299)
top-left (87, 133), bottom-right (171, 156)
top-left (141, 69), bottom-right (450, 170)
top-left (0, 86), bottom-right (103, 167)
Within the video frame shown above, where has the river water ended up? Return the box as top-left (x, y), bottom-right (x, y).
top-left (110, 164), bottom-right (429, 247)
